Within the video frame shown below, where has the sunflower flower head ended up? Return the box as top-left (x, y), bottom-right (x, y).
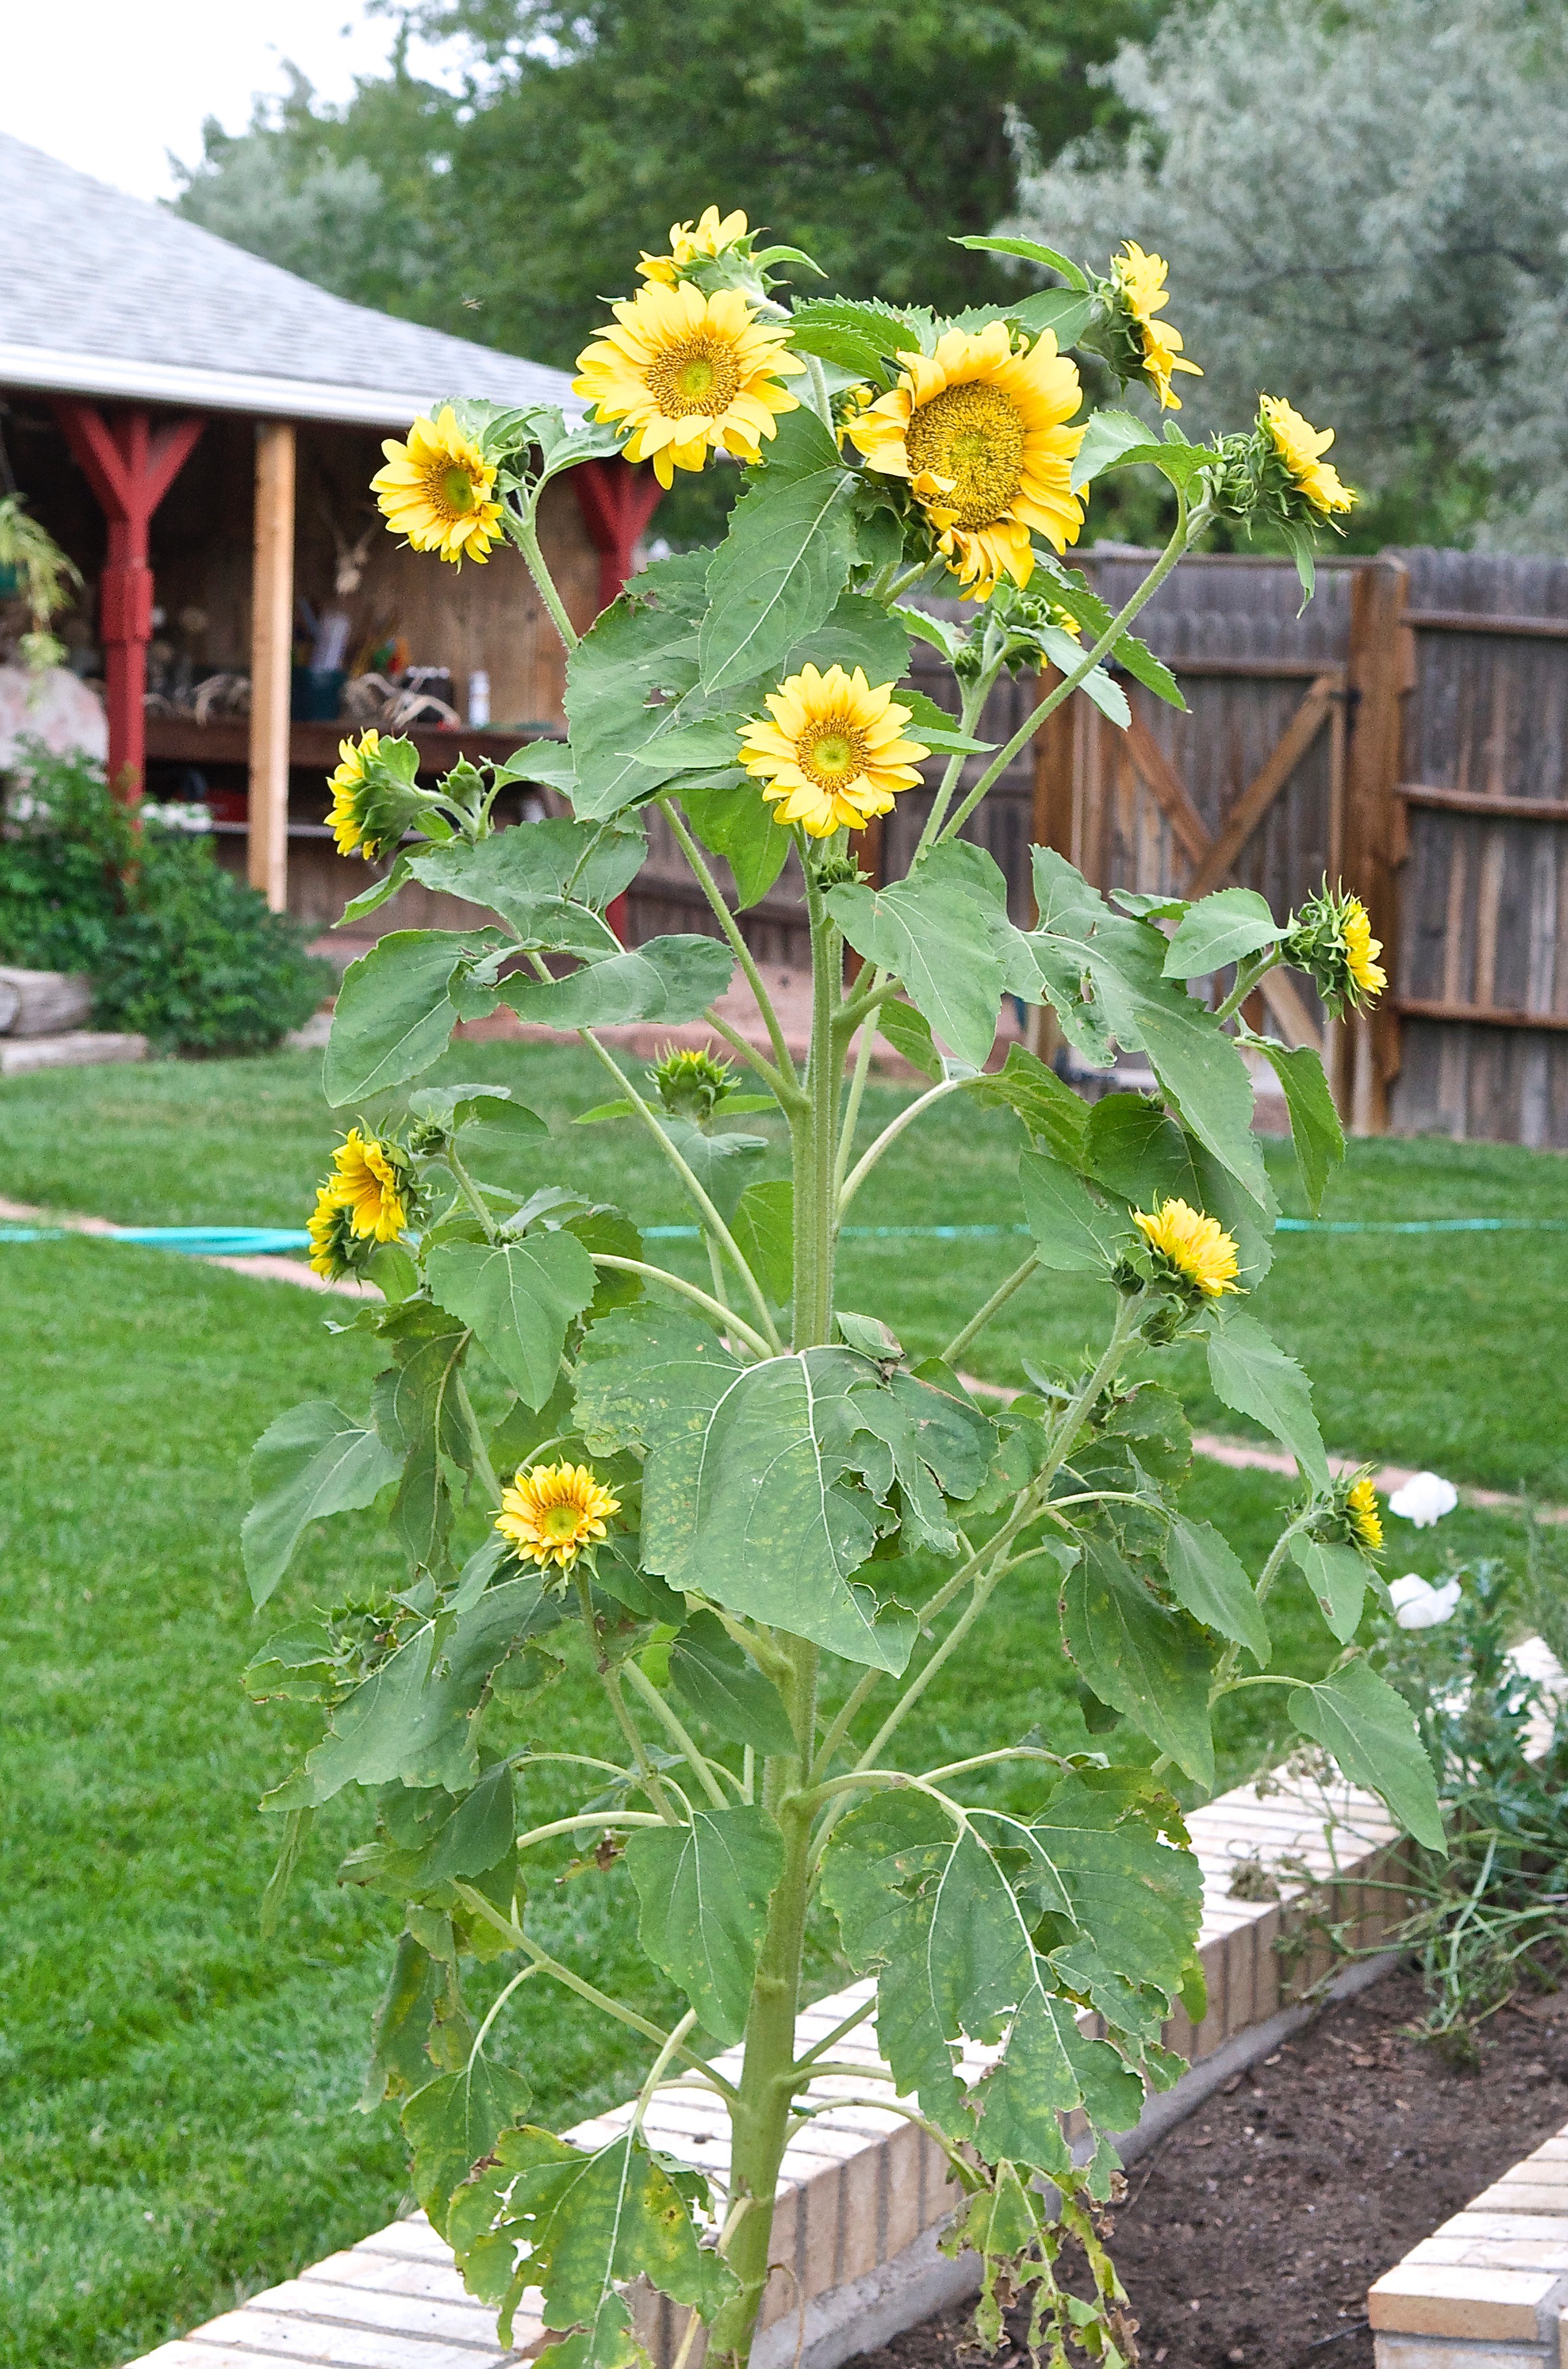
top-left (1132, 1197), bottom-right (1241, 1302)
top-left (1258, 396), bottom-right (1356, 520)
top-left (637, 205), bottom-right (752, 287)
top-left (371, 407), bottom-right (505, 566)
top-left (326, 729), bottom-right (432, 861)
top-left (573, 281), bottom-right (806, 489)
top-left (649, 1044), bottom-right (737, 1122)
top-left (738, 664), bottom-right (929, 838)
top-left (304, 1126), bottom-right (416, 1282)
top-left (1345, 1474), bottom-right (1384, 1555)
top-left (846, 321), bottom-right (1086, 599)
top-left (1097, 243), bottom-right (1202, 413)
top-left (1284, 882), bottom-right (1387, 1011)
top-left (307, 1180), bottom-right (364, 1282)
top-left (497, 1462), bottom-right (621, 1571)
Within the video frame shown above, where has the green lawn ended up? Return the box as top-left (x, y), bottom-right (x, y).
top-left (1, 1044), bottom-right (1559, 2366)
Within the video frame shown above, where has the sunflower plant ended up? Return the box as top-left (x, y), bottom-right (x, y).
top-left (244, 210), bottom-right (1442, 2369)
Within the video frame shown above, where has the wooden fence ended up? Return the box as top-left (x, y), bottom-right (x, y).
top-left (625, 548), bottom-right (1568, 1149)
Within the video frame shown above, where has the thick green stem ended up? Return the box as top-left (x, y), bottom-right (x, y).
top-left (937, 499), bottom-right (1193, 850)
top-left (791, 862), bottom-right (839, 1350)
top-left (720, 1632), bottom-right (819, 2361)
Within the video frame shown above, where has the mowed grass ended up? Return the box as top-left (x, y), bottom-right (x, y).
top-left (1, 1042), bottom-right (1559, 2365)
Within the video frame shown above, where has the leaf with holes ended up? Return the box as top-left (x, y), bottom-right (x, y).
top-left (1290, 1535), bottom-right (1368, 1644)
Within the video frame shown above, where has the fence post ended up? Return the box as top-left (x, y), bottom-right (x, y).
top-left (1342, 557), bottom-right (1410, 1134)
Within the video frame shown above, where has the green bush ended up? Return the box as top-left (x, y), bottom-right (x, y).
top-left (0, 747), bottom-right (331, 1054)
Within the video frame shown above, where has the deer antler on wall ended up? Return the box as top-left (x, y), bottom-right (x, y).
top-left (318, 504), bottom-right (377, 600)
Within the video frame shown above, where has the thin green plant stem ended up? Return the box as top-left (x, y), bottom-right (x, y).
top-left (621, 1659), bottom-right (733, 1811)
top-left (444, 1145), bottom-right (502, 1242)
top-left (1212, 951), bottom-right (1281, 1026)
top-left (508, 503), bottom-right (580, 653)
top-left (574, 1024), bottom-right (783, 1351)
top-left (591, 1253), bottom-right (773, 1360)
top-left (833, 969), bottom-right (887, 1197)
top-left (789, 1990), bottom-right (878, 2074)
top-left (940, 1253), bottom-right (1041, 1366)
top-left (453, 1368), bottom-right (503, 1507)
top-left (514, 1810), bottom-right (670, 1854)
top-left (837, 1076), bottom-right (970, 1218)
top-left (632, 2008), bottom-right (701, 2134)
top-left (700, 1006), bottom-right (791, 1099)
top-left (465, 1963), bottom-right (540, 2070)
top-left (938, 498), bottom-right (1193, 850)
top-left (850, 1565), bottom-right (1006, 1776)
top-left (453, 1883), bottom-right (735, 2095)
top-left (658, 796), bottom-right (800, 1096)
top-left (910, 666), bottom-right (1002, 860)
top-left (574, 1568), bottom-right (680, 1822)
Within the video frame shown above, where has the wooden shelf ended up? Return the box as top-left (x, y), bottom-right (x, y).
top-left (143, 718), bottom-right (562, 773)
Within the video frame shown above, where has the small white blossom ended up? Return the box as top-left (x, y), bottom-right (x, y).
top-left (1389, 1572), bottom-right (1462, 1630)
top-left (1387, 1471), bottom-right (1459, 1527)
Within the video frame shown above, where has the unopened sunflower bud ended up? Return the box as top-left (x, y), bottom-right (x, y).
top-left (648, 1044), bottom-right (736, 1122)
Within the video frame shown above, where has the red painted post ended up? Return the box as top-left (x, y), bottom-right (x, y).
top-left (572, 457), bottom-right (665, 940)
top-left (52, 402), bottom-right (204, 802)
top-left (572, 456), bottom-right (665, 615)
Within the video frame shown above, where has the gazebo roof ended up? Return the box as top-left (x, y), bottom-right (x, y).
top-left (0, 133), bottom-right (579, 427)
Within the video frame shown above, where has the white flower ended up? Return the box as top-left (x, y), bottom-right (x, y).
top-left (1389, 1572), bottom-right (1462, 1630)
top-left (1387, 1471), bottom-right (1459, 1528)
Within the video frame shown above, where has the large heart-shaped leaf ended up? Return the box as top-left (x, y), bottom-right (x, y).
top-left (499, 934), bottom-right (735, 1030)
top-left (625, 1806), bottom-right (785, 2042)
top-left (698, 411), bottom-right (859, 694)
top-left (243, 1400), bottom-right (399, 1608)
top-left (425, 1234), bottom-right (597, 1409)
top-left (325, 929), bottom-right (494, 1105)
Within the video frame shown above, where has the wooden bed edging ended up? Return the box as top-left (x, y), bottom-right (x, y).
top-left (121, 1640), bottom-right (1565, 2369)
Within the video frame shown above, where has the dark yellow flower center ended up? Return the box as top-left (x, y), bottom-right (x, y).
top-left (797, 718), bottom-right (867, 788)
top-left (646, 334), bottom-right (743, 419)
top-left (904, 382), bottom-right (1027, 528)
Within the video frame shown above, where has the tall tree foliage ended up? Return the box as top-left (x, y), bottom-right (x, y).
top-left (1007, 0), bottom-right (1568, 549)
top-left (173, 3), bottom-right (1164, 367)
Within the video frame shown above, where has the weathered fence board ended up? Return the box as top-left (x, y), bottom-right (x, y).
top-left (621, 546), bottom-right (1568, 1147)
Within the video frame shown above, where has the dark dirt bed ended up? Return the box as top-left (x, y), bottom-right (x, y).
top-left (847, 1966), bottom-right (1568, 2369)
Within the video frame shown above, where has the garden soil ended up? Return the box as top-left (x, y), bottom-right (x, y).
top-left (846, 1966), bottom-right (1568, 2369)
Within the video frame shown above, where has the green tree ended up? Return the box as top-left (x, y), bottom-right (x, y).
top-left (174, 3), bottom-right (1166, 368)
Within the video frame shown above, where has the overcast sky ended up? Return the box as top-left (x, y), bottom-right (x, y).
top-left (0, 2), bottom-right (461, 202)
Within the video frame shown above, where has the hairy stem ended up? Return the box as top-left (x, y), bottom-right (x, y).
top-left (621, 1659), bottom-right (733, 1811)
top-left (508, 503), bottom-right (581, 653)
top-left (591, 1253), bottom-right (773, 1359)
top-left (658, 796), bottom-right (801, 1097)
top-left (937, 497), bottom-right (1193, 850)
top-left (940, 1253), bottom-right (1040, 1366)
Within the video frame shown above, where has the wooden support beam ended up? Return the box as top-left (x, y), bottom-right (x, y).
top-left (1122, 708), bottom-right (1210, 866)
top-left (1343, 559), bottom-right (1411, 1133)
top-left (248, 421), bottom-right (296, 913)
top-left (1398, 783), bottom-right (1568, 825)
top-left (1187, 674), bottom-right (1339, 898)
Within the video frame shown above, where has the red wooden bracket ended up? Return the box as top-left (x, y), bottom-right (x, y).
top-left (572, 457), bottom-right (665, 613)
top-left (52, 402), bottom-right (204, 800)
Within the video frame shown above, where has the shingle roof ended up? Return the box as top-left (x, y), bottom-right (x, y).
top-left (0, 133), bottom-right (578, 426)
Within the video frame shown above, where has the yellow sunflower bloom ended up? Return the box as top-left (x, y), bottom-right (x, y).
top-left (307, 1180), bottom-right (356, 1280)
top-left (327, 731), bottom-right (381, 859)
top-left (329, 1128), bottom-right (408, 1245)
top-left (637, 204), bottom-right (750, 285)
top-left (1346, 1475), bottom-right (1383, 1554)
top-left (573, 281), bottom-right (805, 489)
top-left (1132, 1197), bottom-right (1241, 1299)
top-left (497, 1463), bottom-right (621, 1569)
top-left (737, 664), bottom-right (929, 838)
top-left (844, 321), bottom-right (1086, 599)
top-left (1109, 242), bottom-right (1202, 413)
top-left (1342, 897), bottom-right (1387, 999)
top-left (371, 407), bottom-right (505, 566)
top-left (1259, 396), bottom-right (1356, 518)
